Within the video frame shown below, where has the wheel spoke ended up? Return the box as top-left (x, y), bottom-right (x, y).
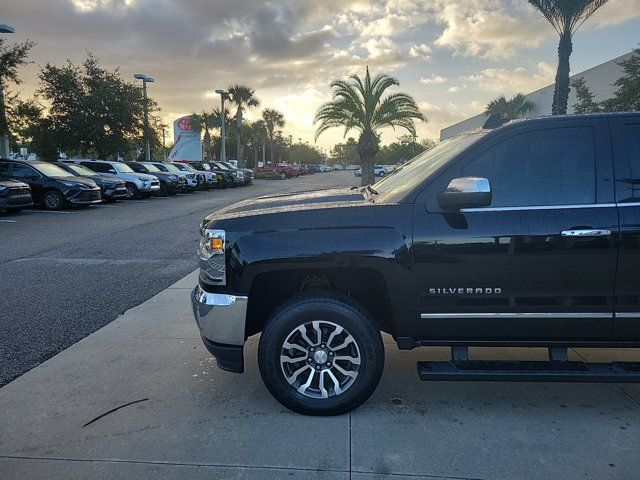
top-left (297, 368), bottom-right (315, 395)
top-left (326, 369), bottom-right (343, 395)
top-left (318, 370), bottom-right (328, 399)
top-left (280, 354), bottom-right (305, 364)
top-left (296, 325), bottom-right (316, 347)
top-left (334, 355), bottom-right (361, 365)
top-left (283, 341), bottom-right (307, 354)
top-left (312, 321), bottom-right (323, 345)
top-left (331, 334), bottom-right (356, 351)
top-left (286, 365), bottom-right (311, 385)
top-left (333, 363), bottom-right (357, 378)
top-left (326, 325), bottom-right (343, 348)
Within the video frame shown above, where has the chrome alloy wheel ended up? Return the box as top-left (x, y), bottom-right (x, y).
top-left (44, 192), bottom-right (62, 209)
top-left (280, 320), bottom-right (361, 399)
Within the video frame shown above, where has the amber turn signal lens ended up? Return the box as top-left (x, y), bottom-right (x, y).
top-left (209, 238), bottom-right (224, 250)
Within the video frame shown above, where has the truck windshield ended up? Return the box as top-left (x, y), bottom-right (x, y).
top-left (372, 132), bottom-right (485, 200)
top-left (114, 163), bottom-right (135, 173)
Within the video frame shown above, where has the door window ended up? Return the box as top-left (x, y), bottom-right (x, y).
top-left (615, 124), bottom-right (640, 200)
top-left (462, 127), bottom-right (596, 207)
top-left (11, 163), bottom-right (38, 179)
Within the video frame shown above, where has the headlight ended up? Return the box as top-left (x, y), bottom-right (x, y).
top-left (198, 229), bottom-right (226, 285)
top-left (0, 185), bottom-right (7, 192)
top-left (62, 181), bottom-right (82, 187)
top-left (138, 176), bottom-right (147, 181)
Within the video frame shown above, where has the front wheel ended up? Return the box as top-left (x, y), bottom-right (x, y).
top-left (258, 294), bottom-right (384, 416)
top-left (43, 190), bottom-right (65, 210)
top-left (125, 183), bottom-right (138, 199)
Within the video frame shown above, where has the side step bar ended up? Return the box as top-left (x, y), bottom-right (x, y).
top-left (417, 360), bottom-right (640, 383)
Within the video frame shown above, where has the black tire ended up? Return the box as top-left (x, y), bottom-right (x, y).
top-left (42, 190), bottom-right (66, 210)
top-left (125, 183), bottom-right (138, 199)
top-left (258, 294), bottom-right (384, 416)
top-left (280, 173), bottom-right (286, 180)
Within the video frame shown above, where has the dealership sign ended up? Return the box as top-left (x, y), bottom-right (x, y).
top-left (167, 116), bottom-right (202, 162)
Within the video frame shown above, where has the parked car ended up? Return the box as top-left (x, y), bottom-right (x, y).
top-left (55, 162), bottom-right (127, 201)
top-left (319, 165), bottom-right (332, 173)
top-left (206, 162), bottom-right (237, 188)
top-left (63, 159), bottom-right (160, 199)
top-left (0, 178), bottom-right (33, 212)
top-left (0, 159), bottom-right (101, 210)
top-left (148, 162), bottom-right (198, 191)
top-left (172, 162), bottom-right (217, 190)
top-left (126, 162), bottom-right (183, 195)
top-left (191, 112), bottom-right (640, 416)
top-left (354, 165), bottom-right (388, 177)
top-left (209, 162), bottom-right (244, 187)
top-left (220, 161), bottom-right (253, 185)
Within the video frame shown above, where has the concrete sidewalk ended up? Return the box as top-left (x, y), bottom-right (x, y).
top-left (1, 271), bottom-right (640, 479)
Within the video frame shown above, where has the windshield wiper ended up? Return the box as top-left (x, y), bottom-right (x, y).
top-left (359, 184), bottom-right (379, 200)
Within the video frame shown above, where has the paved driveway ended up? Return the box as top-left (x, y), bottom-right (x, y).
top-left (1, 270), bottom-right (639, 479)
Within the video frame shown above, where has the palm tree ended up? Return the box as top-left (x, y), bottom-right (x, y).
top-left (189, 111), bottom-right (216, 160)
top-left (485, 93), bottom-right (535, 120)
top-left (262, 108), bottom-right (285, 164)
top-left (315, 66), bottom-right (425, 186)
top-left (527, 0), bottom-right (608, 115)
top-left (227, 85), bottom-right (260, 168)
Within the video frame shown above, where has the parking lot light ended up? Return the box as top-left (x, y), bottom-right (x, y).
top-left (0, 24), bottom-right (15, 158)
top-left (134, 74), bottom-right (155, 163)
top-left (215, 89), bottom-right (227, 162)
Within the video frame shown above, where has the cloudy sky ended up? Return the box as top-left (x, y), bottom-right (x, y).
top-left (3, 0), bottom-right (639, 148)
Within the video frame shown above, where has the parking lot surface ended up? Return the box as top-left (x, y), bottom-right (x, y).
top-left (1, 269), bottom-right (640, 479)
top-left (0, 172), bottom-right (357, 386)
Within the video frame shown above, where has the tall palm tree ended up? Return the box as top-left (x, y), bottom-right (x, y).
top-left (189, 111), bottom-right (216, 160)
top-left (485, 93), bottom-right (535, 120)
top-left (262, 108), bottom-right (285, 164)
top-left (227, 85), bottom-right (260, 168)
top-left (527, 0), bottom-right (608, 115)
top-left (315, 66), bottom-right (425, 186)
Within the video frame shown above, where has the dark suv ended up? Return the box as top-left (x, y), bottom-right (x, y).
top-left (55, 162), bottom-right (127, 201)
top-left (192, 113), bottom-right (640, 416)
top-left (0, 159), bottom-right (101, 210)
top-left (126, 162), bottom-right (182, 195)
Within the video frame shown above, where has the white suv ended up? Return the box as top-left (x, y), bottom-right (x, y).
top-left (64, 159), bottom-right (160, 198)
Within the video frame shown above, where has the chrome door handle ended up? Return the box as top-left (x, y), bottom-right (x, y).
top-left (561, 229), bottom-right (611, 237)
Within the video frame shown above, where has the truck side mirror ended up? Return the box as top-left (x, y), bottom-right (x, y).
top-left (438, 177), bottom-right (492, 210)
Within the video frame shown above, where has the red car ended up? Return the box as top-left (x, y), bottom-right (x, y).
top-left (259, 164), bottom-right (297, 178)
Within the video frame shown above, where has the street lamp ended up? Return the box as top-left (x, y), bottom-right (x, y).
top-left (134, 73), bottom-right (155, 162)
top-left (0, 23), bottom-right (14, 159)
top-left (215, 89), bottom-right (227, 163)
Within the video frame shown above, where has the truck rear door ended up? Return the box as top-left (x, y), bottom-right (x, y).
top-left (610, 116), bottom-right (640, 340)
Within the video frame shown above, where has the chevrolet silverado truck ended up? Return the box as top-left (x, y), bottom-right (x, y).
top-left (192, 113), bottom-right (640, 415)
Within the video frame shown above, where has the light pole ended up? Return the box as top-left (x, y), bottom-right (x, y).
top-left (0, 24), bottom-right (14, 159)
top-left (134, 73), bottom-right (154, 162)
top-left (215, 89), bottom-right (227, 162)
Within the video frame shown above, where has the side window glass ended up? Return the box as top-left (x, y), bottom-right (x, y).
top-left (462, 127), bottom-right (596, 207)
top-left (11, 164), bottom-right (37, 178)
top-left (81, 162), bottom-right (98, 172)
top-left (0, 163), bottom-right (10, 175)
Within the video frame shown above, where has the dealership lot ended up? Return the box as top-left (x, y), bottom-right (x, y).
top-left (1, 171), bottom-right (640, 479)
top-left (0, 172), bottom-right (356, 387)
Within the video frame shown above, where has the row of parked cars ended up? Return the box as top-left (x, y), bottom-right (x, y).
top-left (0, 158), bottom-right (254, 211)
top-left (257, 163), bottom-right (332, 179)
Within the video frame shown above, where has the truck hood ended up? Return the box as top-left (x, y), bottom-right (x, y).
top-left (206, 187), bottom-right (367, 221)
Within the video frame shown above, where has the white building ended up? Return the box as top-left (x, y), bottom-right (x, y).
top-left (440, 51), bottom-right (634, 141)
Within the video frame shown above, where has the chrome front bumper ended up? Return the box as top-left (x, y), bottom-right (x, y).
top-left (191, 285), bottom-right (247, 346)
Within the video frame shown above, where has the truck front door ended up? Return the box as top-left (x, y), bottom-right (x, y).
top-left (412, 119), bottom-right (618, 341)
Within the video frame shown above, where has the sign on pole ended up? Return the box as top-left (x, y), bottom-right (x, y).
top-left (167, 116), bottom-right (202, 162)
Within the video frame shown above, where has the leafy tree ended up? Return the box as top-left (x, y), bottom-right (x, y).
top-left (485, 93), bottom-right (535, 119)
top-left (262, 108), bottom-right (285, 163)
top-left (9, 98), bottom-right (58, 159)
top-left (330, 137), bottom-right (359, 166)
top-left (571, 77), bottom-right (600, 113)
top-left (288, 142), bottom-right (324, 165)
top-left (0, 38), bottom-right (34, 155)
top-left (601, 48), bottom-right (640, 112)
top-left (527, 0), bottom-right (608, 115)
top-left (228, 85), bottom-right (260, 167)
top-left (246, 120), bottom-right (268, 168)
top-left (315, 66), bottom-right (425, 186)
top-left (37, 54), bottom-right (159, 159)
top-left (377, 134), bottom-right (435, 165)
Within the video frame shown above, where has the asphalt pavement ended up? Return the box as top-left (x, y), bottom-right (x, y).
top-left (0, 171), bottom-right (358, 386)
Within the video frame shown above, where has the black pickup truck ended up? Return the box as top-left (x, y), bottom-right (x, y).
top-left (192, 113), bottom-right (640, 415)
